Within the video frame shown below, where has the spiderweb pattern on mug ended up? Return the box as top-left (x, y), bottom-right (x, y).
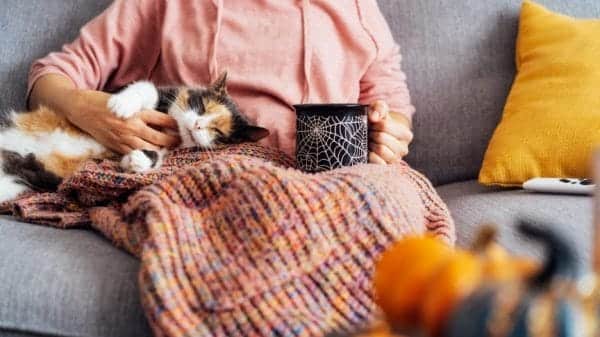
top-left (296, 115), bottom-right (368, 172)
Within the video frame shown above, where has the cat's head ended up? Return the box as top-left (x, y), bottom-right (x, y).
top-left (170, 72), bottom-right (270, 148)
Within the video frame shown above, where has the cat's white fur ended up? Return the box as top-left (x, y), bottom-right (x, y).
top-left (0, 174), bottom-right (30, 203)
top-left (108, 81), bottom-right (159, 119)
top-left (172, 108), bottom-right (218, 148)
top-left (120, 149), bottom-right (158, 173)
top-left (109, 81), bottom-right (163, 173)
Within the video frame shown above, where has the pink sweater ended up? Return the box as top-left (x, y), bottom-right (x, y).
top-left (29, 0), bottom-right (415, 156)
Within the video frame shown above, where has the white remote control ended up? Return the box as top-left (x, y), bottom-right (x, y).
top-left (523, 178), bottom-right (594, 195)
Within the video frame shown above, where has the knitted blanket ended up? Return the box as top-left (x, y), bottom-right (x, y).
top-left (2, 144), bottom-right (455, 337)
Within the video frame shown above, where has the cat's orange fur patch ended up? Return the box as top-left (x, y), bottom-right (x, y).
top-left (204, 99), bottom-right (233, 134)
top-left (39, 151), bottom-right (114, 178)
top-left (39, 152), bottom-right (91, 178)
top-left (213, 114), bottom-right (233, 134)
top-left (14, 106), bottom-right (81, 136)
top-left (174, 88), bottom-right (190, 110)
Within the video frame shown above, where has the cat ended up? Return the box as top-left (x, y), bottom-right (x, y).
top-left (0, 72), bottom-right (269, 203)
top-left (444, 220), bottom-right (584, 337)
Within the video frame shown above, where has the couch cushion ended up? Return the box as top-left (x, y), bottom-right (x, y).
top-left (0, 217), bottom-right (151, 337)
top-left (437, 181), bottom-right (592, 271)
top-left (378, 0), bottom-right (600, 185)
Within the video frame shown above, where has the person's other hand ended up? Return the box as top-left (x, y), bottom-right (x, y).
top-left (368, 100), bottom-right (413, 164)
top-left (67, 89), bottom-right (180, 154)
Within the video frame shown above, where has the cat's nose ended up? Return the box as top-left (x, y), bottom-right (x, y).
top-left (194, 118), bottom-right (210, 129)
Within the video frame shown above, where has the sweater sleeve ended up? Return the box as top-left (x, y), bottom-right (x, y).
top-left (357, 0), bottom-right (415, 120)
top-left (27, 0), bottom-right (161, 96)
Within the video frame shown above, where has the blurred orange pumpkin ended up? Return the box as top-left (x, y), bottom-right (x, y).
top-left (373, 228), bottom-right (539, 337)
top-left (420, 251), bottom-right (483, 337)
top-left (373, 236), bottom-right (453, 329)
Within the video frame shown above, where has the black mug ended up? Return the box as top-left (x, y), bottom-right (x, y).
top-left (294, 104), bottom-right (369, 173)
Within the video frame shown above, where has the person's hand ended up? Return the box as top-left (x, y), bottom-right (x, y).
top-left (67, 89), bottom-right (180, 154)
top-left (368, 100), bottom-right (413, 164)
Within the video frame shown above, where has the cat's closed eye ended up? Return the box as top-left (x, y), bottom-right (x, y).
top-left (211, 128), bottom-right (225, 137)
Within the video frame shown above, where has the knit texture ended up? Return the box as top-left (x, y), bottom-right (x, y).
top-left (2, 144), bottom-right (454, 337)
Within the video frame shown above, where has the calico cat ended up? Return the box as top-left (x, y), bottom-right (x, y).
top-left (0, 72), bottom-right (269, 202)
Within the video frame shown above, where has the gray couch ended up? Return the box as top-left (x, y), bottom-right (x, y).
top-left (0, 0), bottom-right (594, 336)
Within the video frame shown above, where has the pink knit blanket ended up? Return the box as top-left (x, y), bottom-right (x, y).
top-left (2, 144), bottom-right (455, 336)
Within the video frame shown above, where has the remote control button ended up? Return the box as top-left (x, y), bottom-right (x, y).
top-left (560, 179), bottom-right (570, 183)
top-left (581, 179), bottom-right (593, 185)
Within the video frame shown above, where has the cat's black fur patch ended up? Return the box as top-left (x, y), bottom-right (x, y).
top-left (2, 151), bottom-right (62, 191)
top-left (0, 110), bottom-right (14, 129)
top-left (141, 150), bottom-right (160, 167)
top-left (188, 90), bottom-right (205, 115)
top-left (228, 123), bottom-right (270, 143)
top-left (156, 88), bottom-right (179, 113)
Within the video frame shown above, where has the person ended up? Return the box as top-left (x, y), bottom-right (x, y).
top-left (27, 0), bottom-right (414, 164)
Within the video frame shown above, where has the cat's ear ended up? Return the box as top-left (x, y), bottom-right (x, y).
top-left (211, 71), bottom-right (228, 95)
top-left (235, 125), bottom-right (270, 142)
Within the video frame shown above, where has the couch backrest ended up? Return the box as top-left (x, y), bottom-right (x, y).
top-left (0, 0), bottom-right (112, 110)
top-left (2, 0), bottom-right (599, 185)
top-left (380, 0), bottom-right (600, 185)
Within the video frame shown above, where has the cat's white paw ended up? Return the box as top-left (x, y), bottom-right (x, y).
top-left (108, 81), bottom-right (159, 119)
top-left (120, 150), bottom-right (154, 173)
top-left (108, 94), bottom-right (143, 119)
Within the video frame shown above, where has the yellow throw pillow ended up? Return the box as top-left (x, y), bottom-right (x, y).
top-left (479, 0), bottom-right (600, 187)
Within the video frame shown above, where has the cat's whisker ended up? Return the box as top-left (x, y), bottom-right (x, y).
top-left (205, 146), bottom-right (216, 161)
